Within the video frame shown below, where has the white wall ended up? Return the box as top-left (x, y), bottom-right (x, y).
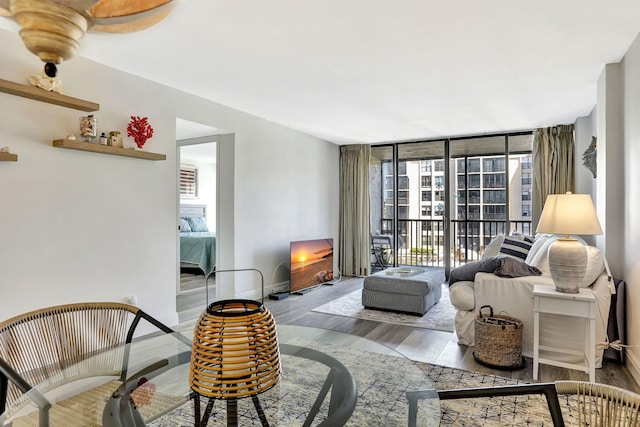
top-left (596, 64), bottom-right (624, 278)
top-left (574, 110), bottom-right (598, 246)
top-left (620, 31), bottom-right (640, 384)
top-left (574, 110), bottom-right (596, 197)
top-left (585, 29), bottom-right (640, 383)
top-left (227, 117), bottom-right (340, 298)
top-left (0, 29), bottom-right (339, 324)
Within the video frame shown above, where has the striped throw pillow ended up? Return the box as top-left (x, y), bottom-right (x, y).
top-left (498, 236), bottom-right (533, 261)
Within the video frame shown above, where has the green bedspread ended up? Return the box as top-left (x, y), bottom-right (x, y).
top-left (180, 232), bottom-right (216, 276)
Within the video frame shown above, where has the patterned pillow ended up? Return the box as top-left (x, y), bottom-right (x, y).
top-left (179, 218), bottom-right (191, 232)
top-left (186, 217), bottom-right (209, 232)
top-left (498, 236), bottom-right (533, 261)
top-left (511, 231), bottom-right (535, 243)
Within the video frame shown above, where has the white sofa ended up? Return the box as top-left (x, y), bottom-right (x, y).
top-left (449, 234), bottom-right (612, 367)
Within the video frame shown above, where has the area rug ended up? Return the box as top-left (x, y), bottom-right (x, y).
top-left (311, 282), bottom-right (456, 332)
top-left (148, 340), bottom-right (577, 426)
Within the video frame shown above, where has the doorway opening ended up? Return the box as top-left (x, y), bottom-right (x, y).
top-left (176, 118), bottom-right (220, 322)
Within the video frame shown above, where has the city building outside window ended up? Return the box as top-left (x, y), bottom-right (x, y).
top-left (483, 189), bottom-right (506, 204)
top-left (482, 157), bottom-right (505, 172)
top-left (468, 158), bottom-right (480, 173)
top-left (398, 176), bottom-right (409, 189)
top-left (483, 173), bottom-right (506, 188)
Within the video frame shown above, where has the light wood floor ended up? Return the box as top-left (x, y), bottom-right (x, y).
top-left (177, 272), bottom-right (640, 393)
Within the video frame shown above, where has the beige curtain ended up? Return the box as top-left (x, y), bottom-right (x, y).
top-left (532, 125), bottom-right (575, 229)
top-left (339, 144), bottom-right (371, 276)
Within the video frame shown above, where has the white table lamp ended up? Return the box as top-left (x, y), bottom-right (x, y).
top-left (536, 193), bottom-right (603, 293)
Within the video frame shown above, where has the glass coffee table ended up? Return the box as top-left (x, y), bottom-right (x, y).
top-left (1, 325), bottom-right (439, 427)
top-left (271, 325), bottom-right (440, 427)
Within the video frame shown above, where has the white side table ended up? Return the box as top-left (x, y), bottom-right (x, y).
top-left (533, 284), bottom-right (596, 382)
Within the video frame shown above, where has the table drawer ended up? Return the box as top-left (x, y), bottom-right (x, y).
top-left (536, 296), bottom-right (592, 317)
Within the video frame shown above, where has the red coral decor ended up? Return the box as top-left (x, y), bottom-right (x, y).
top-left (127, 116), bottom-right (154, 148)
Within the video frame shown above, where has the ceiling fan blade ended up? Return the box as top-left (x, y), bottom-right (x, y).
top-left (88, 0), bottom-right (178, 32)
top-left (55, 0), bottom-right (102, 13)
top-left (0, 0), bottom-right (10, 15)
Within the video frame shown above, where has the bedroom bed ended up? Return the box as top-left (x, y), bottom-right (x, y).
top-left (179, 204), bottom-right (216, 276)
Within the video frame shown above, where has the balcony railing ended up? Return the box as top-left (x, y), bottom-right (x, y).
top-left (380, 218), bottom-right (533, 268)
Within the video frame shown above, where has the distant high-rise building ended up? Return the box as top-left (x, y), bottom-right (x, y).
top-left (381, 154), bottom-right (532, 257)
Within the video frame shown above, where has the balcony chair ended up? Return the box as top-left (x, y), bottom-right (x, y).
top-left (371, 234), bottom-right (393, 271)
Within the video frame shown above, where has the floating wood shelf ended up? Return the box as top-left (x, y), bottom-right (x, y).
top-left (53, 139), bottom-right (166, 161)
top-left (0, 152), bottom-right (18, 162)
top-left (0, 79), bottom-right (99, 112)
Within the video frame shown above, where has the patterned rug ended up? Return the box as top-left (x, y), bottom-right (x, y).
top-left (148, 340), bottom-right (573, 427)
top-left (311, 282), bottom-right (456, 332)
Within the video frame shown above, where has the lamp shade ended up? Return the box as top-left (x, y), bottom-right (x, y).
top-left (189, 299), bottom-right (281, 400)
top-left (536, 193), bottom-right (603, 236)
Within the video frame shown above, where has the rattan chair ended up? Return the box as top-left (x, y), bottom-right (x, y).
top-left (555, 381), bottom-right (640, 426)
top-left (0, 302), bottom-right (189, 427)
top-left (434, 380), bottom-right (640, 426)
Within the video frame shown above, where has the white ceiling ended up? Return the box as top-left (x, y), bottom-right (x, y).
top-left (176, 119), bottom-right (218, 163)
top-left (175, 118), bottom-right (223, 141)
top-left (3, 1), bottom-right (640, 145)
top-left (180, 142), bottom-right (217, 164)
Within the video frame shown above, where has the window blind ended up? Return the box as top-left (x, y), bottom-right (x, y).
top-left (180, 165), bottom-right (197, 198)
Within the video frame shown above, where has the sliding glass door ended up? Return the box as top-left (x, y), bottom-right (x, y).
top-left (449, 134), bottom-right (533, 267)
top-left (370, 141), bottom-right (447, 271)
top-left (370, 133), bottom-right (532, 275)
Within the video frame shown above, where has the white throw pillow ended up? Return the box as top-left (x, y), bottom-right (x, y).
top-left (525, 234), bottom-right (553, 265)
top-left (482, 235), bottom-right (505, 259)
top-left (580, 246), bottom-right (605, 288)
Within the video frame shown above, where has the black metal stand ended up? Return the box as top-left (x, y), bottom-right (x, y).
top-left (193, 394), bottom-right (270, 427)
top-left (435, 383), bottom-right (564, 427)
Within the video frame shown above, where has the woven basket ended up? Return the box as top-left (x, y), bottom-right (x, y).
top-left (473, 305), bottom-right (524, 369)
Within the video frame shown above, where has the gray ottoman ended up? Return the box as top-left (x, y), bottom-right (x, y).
top-left (362, 268), bottom-right (445, 316)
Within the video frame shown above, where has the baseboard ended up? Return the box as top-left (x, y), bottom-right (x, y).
top-left (626, 349), bottom-right (640, 387)
top-left (271, 280), bottom-right (290, 293)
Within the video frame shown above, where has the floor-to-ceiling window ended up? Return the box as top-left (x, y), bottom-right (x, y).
top-left (370, 132), bottom-right (532, 274)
